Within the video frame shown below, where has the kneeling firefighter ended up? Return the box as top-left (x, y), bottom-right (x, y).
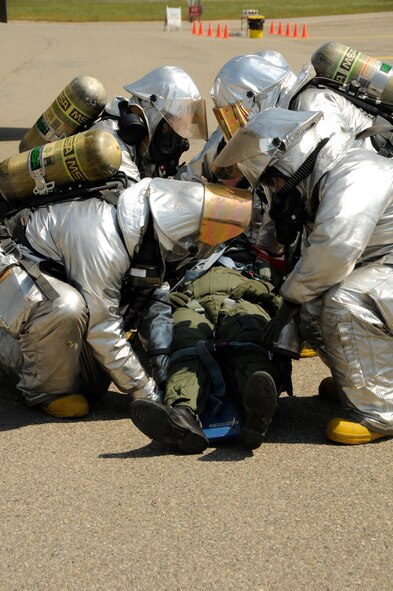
top-left (0, 173), bottom-right (251, 419)
top-left (213, 107), bottom-right (393, 445)
top-left (177, 51), bottom-right (296, 248)
top-left (91, 65), bottom-right (208, 182)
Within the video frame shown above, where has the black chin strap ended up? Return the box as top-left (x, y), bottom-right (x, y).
top-left (274, 137), bottom-right (330, 201)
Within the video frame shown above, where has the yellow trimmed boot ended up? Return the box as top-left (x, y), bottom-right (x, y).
top-left (40, 394), bottom-right (89, 418)
top-left (326, 417), bottom-right (386, 445)
top-left (318, 377), bottom-right (340, 402)
top-left (300, 345), bottom-right (318, 358)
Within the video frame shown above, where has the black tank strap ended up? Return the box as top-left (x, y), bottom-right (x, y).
top-left (18, 260), bottom-right (60, 301)
top-left (1, 212), bottom-right (60, 300)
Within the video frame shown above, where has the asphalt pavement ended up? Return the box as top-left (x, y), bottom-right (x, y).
top-left (1, 13), bottom-right (393, 591)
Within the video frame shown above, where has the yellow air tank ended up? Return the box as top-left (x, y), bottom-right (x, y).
top-left (0, 129), bottom-right (122, 203)
top-left (311, 41), bottom-right (393, 106)
top-left (19, 75), bottom-right (107, 152)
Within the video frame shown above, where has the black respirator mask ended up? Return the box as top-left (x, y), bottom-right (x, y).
top-left (261, 168), bottom-right (305, 247)
top-left (268, 182), bottom-right (305, 247)
top-left (117, 100), bottom-right (148, 146)
top-left (148, 118), bottom-right (190, 178)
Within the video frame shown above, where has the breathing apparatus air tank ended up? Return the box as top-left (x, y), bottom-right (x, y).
top-left (311, 41), bottom-right (393, 109)
top-left (0, 129), bottom-right (122, 203)
top-left (19, 75), bottom-right (107, 153)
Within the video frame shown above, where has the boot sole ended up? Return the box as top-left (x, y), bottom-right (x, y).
top-left (328, 432), bottom-right (384, 445)
top-left (130, 400), bottom-right (208, 454)
top-left (241, 371), bottom-right (277, 450)
top-left (39, 394), bottom-right (89, 418)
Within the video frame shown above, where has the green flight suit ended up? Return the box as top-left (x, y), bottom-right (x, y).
top-left (165, 266), bottom-right (281, 415)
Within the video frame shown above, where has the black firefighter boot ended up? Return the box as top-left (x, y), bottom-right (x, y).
top-left (240, 371), bottom-right (278, 450)
top-left (130, 399), bottom-right (209, 454)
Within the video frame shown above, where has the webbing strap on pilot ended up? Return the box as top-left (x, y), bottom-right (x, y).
top-left (169, 339), bottom-right (226, 415)
top-left (168, 339), bottom-right (268, 415)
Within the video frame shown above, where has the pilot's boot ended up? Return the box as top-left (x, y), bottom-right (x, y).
top-left (130, 399), bottom-right (209, 454)
top-left (240, 371), bottom-right (278, 450)
top-left (39, 394), bottom-right (89, 418)
top-left (318, 377), bottom-right (340, 402)
top-left (326, 417), bottom-right (387, 445)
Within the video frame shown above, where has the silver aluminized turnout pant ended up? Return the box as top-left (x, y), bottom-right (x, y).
top-left (301, 260), bottom-right (393, 435)
top-left (0, 265), bottom-right (109, 406)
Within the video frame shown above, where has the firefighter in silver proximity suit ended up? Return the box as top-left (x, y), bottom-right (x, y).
top-left (91, 65), bottom-right (208, 182)
top-left (0, 177), bottom-right (249, 419)
top-left (177, 52), bottom-right (296, 244)
top-left (178, 50), bottom-right (296, 186)
top-left (176, 52), bottom-right (297, 296)
top-left (213, 107), bottom-right (393, 445)
top-left (254, 54), bottom-right (392, 257)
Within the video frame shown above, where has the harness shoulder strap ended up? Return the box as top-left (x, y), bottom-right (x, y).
top-left (18, 260), bottom-right (60, 301)
top-left (355, 123), bottom-right (393, 140)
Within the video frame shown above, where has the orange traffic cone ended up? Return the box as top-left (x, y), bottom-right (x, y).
top-left (277, 20), bottom-right (283, 35)
top-left (292, 22), bottom-right (299, 38)
top-left (269, 20), bottom-right (275, 34)
top-left (223, 23), bottom-right (229, 38)
top-left (199, 21), bottom-right (204, 35)
top-left (216, 22), bottom-right (222, 38)
top-left (192, 20), bottom-right (198, 35)
top-left (285, 22), bottom-right (291, 36)
top-left (207, 21), bottom-right (213, 36)
top-left (301, 23), bottom-right (308, 38)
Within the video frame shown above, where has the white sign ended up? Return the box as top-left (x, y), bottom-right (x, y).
top-left (165, 6), bottom-right (182, 31)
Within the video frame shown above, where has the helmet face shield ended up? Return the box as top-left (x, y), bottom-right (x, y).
top-left (213, 100), bottom-right (250, 142)
top-left (212, 126), bottom-right (280, 186)
top-left (237, 155), bottom-right (272, 188)
top-left (200, 183), bottom-right (252, 245)
top-left (210, 162), bottom-right (244, 182)
top-left (213, 108), bottom-right (323, 187)
top-left (160, 97), bottom-right (208, 140)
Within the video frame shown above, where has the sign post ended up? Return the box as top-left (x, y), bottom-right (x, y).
top-left (188, 0), bottom-right (202, 22)
top-left (0, 0), bottom-right (7, 23)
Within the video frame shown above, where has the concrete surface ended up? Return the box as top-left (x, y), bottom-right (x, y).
top-left (1, 13), bottom-right (393, 591)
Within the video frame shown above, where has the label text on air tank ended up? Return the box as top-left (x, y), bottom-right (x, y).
top-left (334, 48), bottom-right (360, 83)
top-left (57, 91), bottom-right (71, 112)
top-left (63, 137), bottom-right (88, 182)
top-left (69, 108), bottom-right (89, 125)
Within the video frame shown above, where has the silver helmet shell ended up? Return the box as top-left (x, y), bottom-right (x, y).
top-left (211, 53), bottom-right (295, 112)
top-left (117, 177), bottom-right (253, 263)
top-left (124, 66), bottom-right (208, 141)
